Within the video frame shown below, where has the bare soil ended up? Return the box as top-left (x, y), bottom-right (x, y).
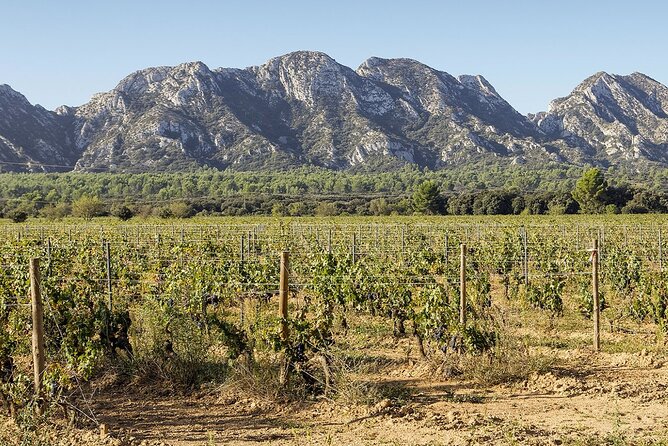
top-left (3, 318), bottom-right (668, 445)
top-left (14, 341), bottom-right (663, 445)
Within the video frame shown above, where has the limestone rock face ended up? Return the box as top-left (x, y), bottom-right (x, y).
top-left (2, 52), bottom-right (668, 172)
top-left (0, 85), bottom-right (76, 171)
top-left (532, 72), bottom-right (668, 164)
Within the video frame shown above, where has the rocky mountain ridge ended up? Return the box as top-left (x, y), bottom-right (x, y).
top-left (1, 51), bottom-right (667, 172)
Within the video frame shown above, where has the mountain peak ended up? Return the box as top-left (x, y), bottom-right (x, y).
top-left (266, 51), bottom-right (338, 66)
top-left (172, 61), bottom-right (212, 77)
top-left (357, 57), bottom-right (439, 76)
top-left (110, 61), bottom-right (218, 105)
top-left (0, 84), bottom-right (26, 102)
top-left (583, 71), bottom-right (658, 86)
top-left (114, 66), bottom-right (172, 95)
top-left (575, 71), bottom-right (616, 91)
top-left (458, 74), bottom-right (499, 96)
top-left (250, 51), bottom-right (351, 105)
top-left (539, 69), bottom-right (668, 163)
top-left (625, 72), bottom-right (664, 90)
top-left (629, 71), bottom-right (652, 79)
top-left (359, 56), bottom-right (427, 67)
top-left (254, 51), bottom-right (346, 81)
top-left (0, 84), bottom-right (76, 171)
top-left (357, 56), bottom-right (385, 68)
top-left (2, 55), bottom-right (668, 172)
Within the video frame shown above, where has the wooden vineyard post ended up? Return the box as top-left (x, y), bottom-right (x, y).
top-left (30, 258), bottom-right (45, 415)
top-left (279, 251), bottom-right (290, 384)
top-left (522, 227), bottom-right (529, 286)
top-left (239, 234), bottom-right (246, 325)
top-left (240, 234), bottom-right (245, 263)
top-left (104, 240), bottom-right (112, 311)
top-left (444, 233), bottom-right (449, 264)
top-left (598, 227), bottom-right (604, 265)
top-left (279, 251), bottom-right (289, 342)
top-left (351, 233), bottom-right (356, 264)
top-left (46, 238), bottom-right (52, 277)
top-left (460, 244), bottom-right (467, 326)
top-left (659, 228), bottom-right (663, 273)
top-left (401, 226), bottom-right (406, 264)
top-left (591, 239), bottom-right (600, 352)
top-left (327, 228), bottom-right (332, 255)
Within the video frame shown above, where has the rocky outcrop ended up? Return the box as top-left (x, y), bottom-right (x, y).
top-left (0, 85), bottom-right (76, 171)
top-left (1, 52), bottom-right (668, 172)
top-left (531, 72), bottom-right (668, 164)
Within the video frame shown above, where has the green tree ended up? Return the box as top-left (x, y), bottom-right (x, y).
top-left (369, 198), bottom-right (390, 216)
top-left (604, 204), bottom-right (620, 214)
top-left (71, 196), bottom-right (104, 220)
top-left (572, 168), bottom-right (607, 214)
top-left (412, 181), bottom-right (441, 215)
top-left (511, 196), bottom-right (525, 215)
top-left (314, 202), bottom-right (339, 217)
top-left (157, 206), bottom-right (173, 219)
top-left (448, 193), bottom-right (474, 215)
top-left (472, 191), bottom-right (515, 215)
top-left (169, 202), bottom-right (194, 219)
top-left (288, 202), bottom-right (306, 216)
top-left (271, 202), bottom-right (286, 217)
top-left (547, 192), bottom-right (579, 215)
top-left (110, 204), bottom-right (134, 221)
top-left (7, 209), bottom-right (28, 223)
top-left (41, 203), bottom-right (71, 220)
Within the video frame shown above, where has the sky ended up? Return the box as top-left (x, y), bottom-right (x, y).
top-left (1, 0), bottom-right (667, 114)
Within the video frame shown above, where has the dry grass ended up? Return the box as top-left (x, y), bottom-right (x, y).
top-left (331, 355), bottom-right (413, 407)
top-left (436, 338), bottom-right (556, 386)
top-left (221, 355), bottom-right (287, 402)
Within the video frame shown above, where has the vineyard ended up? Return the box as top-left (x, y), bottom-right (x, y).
top-left (1, 216), bottom-right (668, 445)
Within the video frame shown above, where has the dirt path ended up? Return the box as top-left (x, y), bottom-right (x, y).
top-left (85, 350), bottom-right (668, 445)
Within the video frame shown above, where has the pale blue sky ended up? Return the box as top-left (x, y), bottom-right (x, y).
top-left (1, 0), bottom-right (666, 114)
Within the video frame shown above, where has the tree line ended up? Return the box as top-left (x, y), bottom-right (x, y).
top-left (1, 166), bottom-right (667, 221)
top-left (413, 168), bottom-right (668, 216)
